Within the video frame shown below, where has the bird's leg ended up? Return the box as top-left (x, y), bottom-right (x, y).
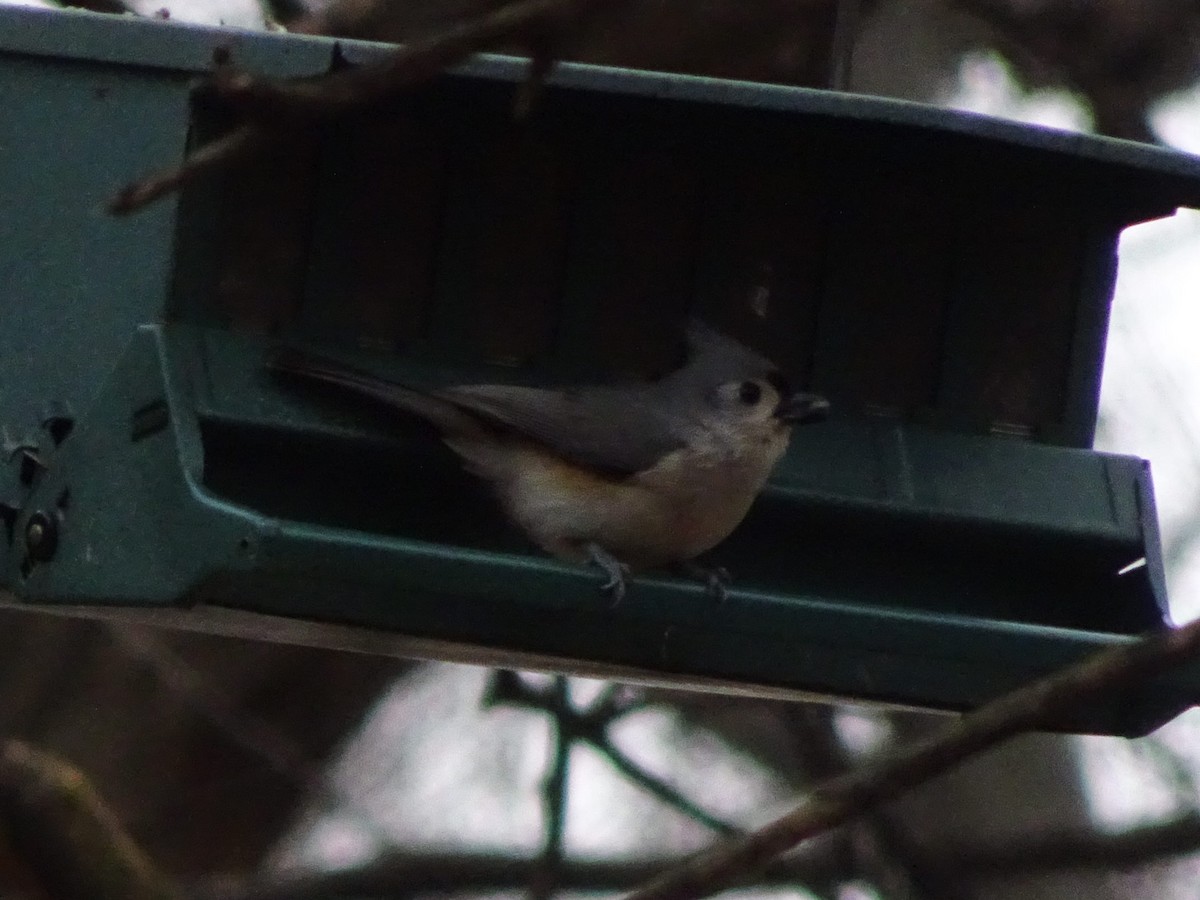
top-left (676, 559), bottom-right (732, 603)
top-left (584, 542), bottom-right (630, 607)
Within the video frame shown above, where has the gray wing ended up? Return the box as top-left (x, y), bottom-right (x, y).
top-left (267, 348), bottom-right (486, 437)
top-left (439, 384), bottom-right (686, 476)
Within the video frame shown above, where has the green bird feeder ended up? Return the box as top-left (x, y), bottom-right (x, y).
top-left (2, 5), bottom-right (1199, 734)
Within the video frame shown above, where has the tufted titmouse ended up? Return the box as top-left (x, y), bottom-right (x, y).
top-left (267, 321), bottom-right (829, 603)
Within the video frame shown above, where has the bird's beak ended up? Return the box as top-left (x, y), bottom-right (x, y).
top-left (774, 392), bottom-right (831, 425)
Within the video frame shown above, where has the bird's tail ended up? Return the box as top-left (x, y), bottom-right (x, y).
top-left (265, 348), bottom-right (483, 437)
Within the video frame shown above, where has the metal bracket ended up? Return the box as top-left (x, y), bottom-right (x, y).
top-left (0, 402), bottom-right (74, 577)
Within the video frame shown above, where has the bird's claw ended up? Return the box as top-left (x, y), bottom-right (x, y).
top-left (598, 570), bottom-right (627, 606)
top-left (705, 566), bottom-right (732, 603)
top-left (679, 561), bottom-right (733, 602)
top-left (586, 543), bottom-right (631, 608)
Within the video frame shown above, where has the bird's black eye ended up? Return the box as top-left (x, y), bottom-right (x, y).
top-left (738, 381), bottom-right (762, 405)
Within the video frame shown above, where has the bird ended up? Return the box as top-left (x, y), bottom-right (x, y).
top-left (266, 320), bottom-right (829, 604)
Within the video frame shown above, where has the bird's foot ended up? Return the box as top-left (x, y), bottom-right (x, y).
top-left (585, 542), bottom-right (631, 607)
top-left (677, 560), bottom-right (732, 603)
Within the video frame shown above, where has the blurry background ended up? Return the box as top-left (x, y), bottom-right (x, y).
top-left (4, 1), bottom-right (1200, 898)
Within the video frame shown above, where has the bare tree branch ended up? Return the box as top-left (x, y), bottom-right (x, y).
top-left (197, 810), bottom-right (1200, 900)
top-left (108, 0), bottom-right (615, 216)
top-left (213, 0), bottom-right (610, 120)
top-left (0, 740), bottom-right (181, 900)
top-left (531, 675), bottom-right (572, 900)
top-left (937, 810), bottom-right (1200, 876)
top-left (107, 124), bottom-right (271, 216)
top-left (107, 625), bottom-right (395, 848)
top-left (782, 705), bottom-right (966, 900)
top-left (198, 847), bottom-right (843, 900)
top-left (945, 0), bottom-right (1200, 141)
top-left (622, 619), bottom-right (1200, 900)
top-left (485, 672), bottom-right (743, 837)
top-left (110, 625), bottom-right (327, 790)
top-left (592, 735), bottom-right (743, 838)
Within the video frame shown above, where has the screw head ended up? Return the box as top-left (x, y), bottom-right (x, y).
top-left (24, 511), bottom-right (57, 562)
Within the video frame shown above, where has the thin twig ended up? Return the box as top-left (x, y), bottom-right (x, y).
top-left (532, 676), bottom-right (572, 900)
top-left (585, 682), bottom-right (650, 723)
top-left (198, 808), bottom-right (1200, 900)
top-left (198, 847), bottom-right (844, 900)
top-left (486, 673), bottom-right (740, 837)
top-left (781, 704), bottom-right (964, 900)
top-left (110, 626), bottom-right (324, 787)
top-left (587, 736), bottom-right (742, 837)
top-left (623, 619), bottom-right (1200, 900)
top-left (935, 810), bottom-right (1200, 876)
top-left (573, 685), bottom-right (740, 835)
top-left (0, 740), bottom-right (182, 900)
top-left (107, 125), bottom-right (271, 216)
top-left (213, 0), bottom-right (608, 121)
top-left (107, 625), bottom-right (392, 847)
top-left (108, 0), bottom-right (611, 215)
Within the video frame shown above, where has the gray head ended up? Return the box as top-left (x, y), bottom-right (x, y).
top-left (659, 319), bottom-right (830, 427)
